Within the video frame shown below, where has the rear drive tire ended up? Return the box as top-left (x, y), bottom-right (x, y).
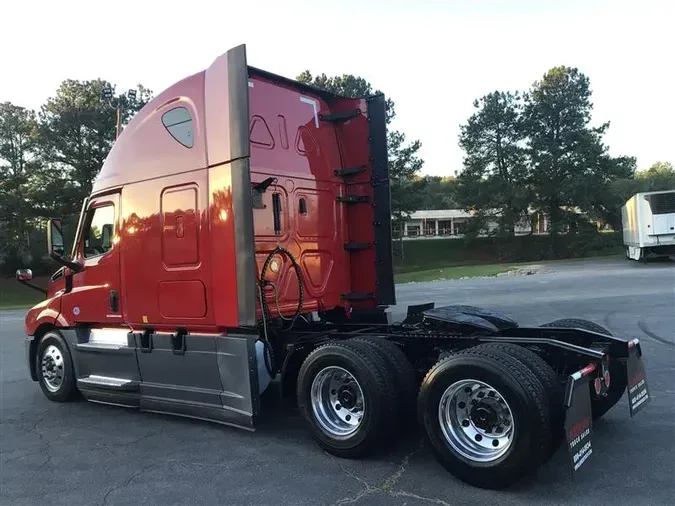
top-left (36, 330), bottom-right (78, 402)
top-left (296, 339), bottom-right (398, 458)
top-left (417, 345), bottom-right (551, 489)
top-left (351, 337), bottom-right (418, 427)
top-left (477, 342), bottom-right (564, 460)
top-left (541, 318), bottom-right (627, 420)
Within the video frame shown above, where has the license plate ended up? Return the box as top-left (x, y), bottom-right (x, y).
top-left (626, 341), bottom-right (651, 416)
top-left (564, 376), bottom-right (594, 476)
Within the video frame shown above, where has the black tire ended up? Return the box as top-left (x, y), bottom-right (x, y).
top-left (417, 345), bottom-right (551, 489)
top-left (477, 342), bottom-right (564, 460)
top-left (36, 330), bottom-right (78, 402)
top-left (350, 337), bottom-right (418, 427)
top-left (541, 318), bottom-right (627, 420)
top-left (296, 339), bottom-right (399, 458)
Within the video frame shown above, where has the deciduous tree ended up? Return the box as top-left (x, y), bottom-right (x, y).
top-left (0, 102), bottom-right (41, 266)
top-left (456, 91), bottom-right (529, 236)
top-left (522, 66), bottom-right (632, 240)
top-left (296, 71), bottom-right (424, 254)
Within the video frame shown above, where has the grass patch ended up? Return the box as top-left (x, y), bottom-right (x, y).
top-left (395, 264), bottom-right (515, 284)
top-left (394, 254), bottom-right (625, 284)
top-left (0, 277), bottom-right (47, 309)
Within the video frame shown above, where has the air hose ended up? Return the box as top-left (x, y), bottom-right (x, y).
top-left (258, 246), bottom-right (304, 378)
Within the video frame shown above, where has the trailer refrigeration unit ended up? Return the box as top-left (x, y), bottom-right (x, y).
top-left (622, 189), bottom-right (675, 261)
top-left (16, 45), bottom-right (651, 490)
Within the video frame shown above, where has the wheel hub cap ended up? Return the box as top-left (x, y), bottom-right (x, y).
top-left (438, 379), bottom-right (515, 463)
top-left (337, 386), bottom-right (357, 409)
top-left (41, 344), bottom-right (64, 393)
top-left (310, 366), bottom-right (365, 438)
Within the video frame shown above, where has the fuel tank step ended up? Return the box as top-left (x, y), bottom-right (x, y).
top-left (77, 375), bottom-right (139, 391)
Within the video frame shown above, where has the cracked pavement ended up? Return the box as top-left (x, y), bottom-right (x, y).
top-left (1, 259), bottom-right (674, 505)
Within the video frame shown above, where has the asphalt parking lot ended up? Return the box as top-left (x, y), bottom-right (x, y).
top-left (1, 258), bottom-right (674, 506)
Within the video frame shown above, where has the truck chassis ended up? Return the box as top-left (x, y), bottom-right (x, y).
top-left (25, 300), bottom-right (650, 490)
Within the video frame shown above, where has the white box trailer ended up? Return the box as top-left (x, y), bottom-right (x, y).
top-left (621, 189), bottom-right (675, 261)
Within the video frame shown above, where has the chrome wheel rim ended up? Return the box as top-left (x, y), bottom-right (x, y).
top-left (438, 379), bottom-right (514, 462)
top-left (310, 366), bottom-right (365, 438)
top-left (41, 344), bottom-right (65, 392)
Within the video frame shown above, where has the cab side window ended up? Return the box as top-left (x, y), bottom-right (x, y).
top-left (83, 205), bottom-right (115, 258)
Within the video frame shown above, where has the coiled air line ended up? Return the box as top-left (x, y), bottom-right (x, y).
top-left (258, 245), bottom-right (304, 379)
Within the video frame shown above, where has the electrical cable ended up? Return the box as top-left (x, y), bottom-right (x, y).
top-left (257, 245), bottom-right (305, 378)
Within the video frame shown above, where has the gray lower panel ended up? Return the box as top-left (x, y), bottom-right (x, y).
top-left (62, 328), bottom-right (142, 385)
top-left (215, 333), bottom-right (260, 419)
top-left (135, 332), bottom-right (224, 408)
top-left (79, 387), bottom-right (140, 408)
top-left (142, 395), bottom-right (254, 431)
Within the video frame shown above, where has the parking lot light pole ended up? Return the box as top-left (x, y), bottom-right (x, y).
top-left (101, 87), bottom-right (138, 139)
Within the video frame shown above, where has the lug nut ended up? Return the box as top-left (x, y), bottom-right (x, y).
top-left (495, 426), bottom-right (503, 433)
top-left (475, 434), bottom-right (483, 442)
top-left (458, 401), bottom-right (466, 409)
top-left (335, 404), bottom-right (341, 410)
top-left (492, 440), bottom-right (499, 447)
top-left (488, 391), bottom-right (495, 397)
top-left (478, 392), bottom-right (485, 398)
top-left (462, 419), bottom-right (470, 427)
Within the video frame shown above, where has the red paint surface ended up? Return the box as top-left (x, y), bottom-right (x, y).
top-left (248, 75), bottom-right (351, 316)
top-left (158, 280), bottom-right (207, 318)
top-left (24, 294), bottom-right (65, 335)
top-left (25, 48), bottom-right (383, 334)
top-left (60, 193), bottom-right (124, 326)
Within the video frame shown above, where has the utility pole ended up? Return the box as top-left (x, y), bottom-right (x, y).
top-left (101, 87), bottom-right (138, 140)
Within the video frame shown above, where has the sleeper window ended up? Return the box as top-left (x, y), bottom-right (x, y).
top-left (162, 106), bottom-right (194, 148)
top-left (83, 205), bottom-right (115, 258)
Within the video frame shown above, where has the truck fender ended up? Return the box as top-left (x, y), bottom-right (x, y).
top-left (24, 297), bottom-right (68, 336)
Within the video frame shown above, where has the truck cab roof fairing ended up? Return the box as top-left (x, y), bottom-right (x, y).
top-left (92, 71), bottom-right (208, 194)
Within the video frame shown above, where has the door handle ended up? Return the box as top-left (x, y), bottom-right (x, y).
top-left (109, 290), bottom-right (119, 312)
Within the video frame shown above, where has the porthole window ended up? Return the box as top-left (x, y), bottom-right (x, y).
top-left (161, 106), bottom-right (194, 148)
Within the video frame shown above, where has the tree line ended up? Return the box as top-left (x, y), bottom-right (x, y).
top-left (1, 66), bottom-right (673, 276)
top-left (0, 80), bottom-right (153, 276)
top-left (453, 66), bottom-right (674, 238)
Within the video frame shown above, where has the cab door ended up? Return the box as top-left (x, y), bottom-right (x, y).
top-left (62, 192), bottom-right (124, 325)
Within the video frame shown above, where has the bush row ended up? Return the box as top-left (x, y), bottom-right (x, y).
top-left (394, 231), bottom-right (623, 272)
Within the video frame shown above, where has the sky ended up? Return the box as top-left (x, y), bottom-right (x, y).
top-left (1, 0), bottom-right (672, 177)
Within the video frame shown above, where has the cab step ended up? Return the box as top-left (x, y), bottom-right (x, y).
top-left (77, 375), bottom-right (139, 391)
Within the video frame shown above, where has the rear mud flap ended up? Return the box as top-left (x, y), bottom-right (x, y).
top-left (626, 339), bottom-right (651, 416)
top-left (564, 367), bottom-right (594, 476)
top-left (564, 338), bottom-right (650, 477)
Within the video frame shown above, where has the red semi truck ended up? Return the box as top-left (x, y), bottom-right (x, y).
top-left (16, 44), bottom-right (651, 490)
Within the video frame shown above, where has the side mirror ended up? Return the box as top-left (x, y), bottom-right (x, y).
top-left (16, 268), bottom-right (33, 282)
top-left (15, 268), bottom-right (47, 295)
top-left (47, 218), bottom-right (65, 258)
top-left (46, 217), bottom-right (83, 273)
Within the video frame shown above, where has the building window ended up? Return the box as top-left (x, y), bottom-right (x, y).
top-left (407, 225), bottom-right (420, 237)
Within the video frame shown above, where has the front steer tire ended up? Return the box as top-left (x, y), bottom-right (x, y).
top-left (296, 339), bottom-right (399, 459)
top-left (417, 345), bottom-right (551, 490)
top-left (36, 330), bottom-right (78, 402)
top-left (541, 318), bottom-right (627, 420)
